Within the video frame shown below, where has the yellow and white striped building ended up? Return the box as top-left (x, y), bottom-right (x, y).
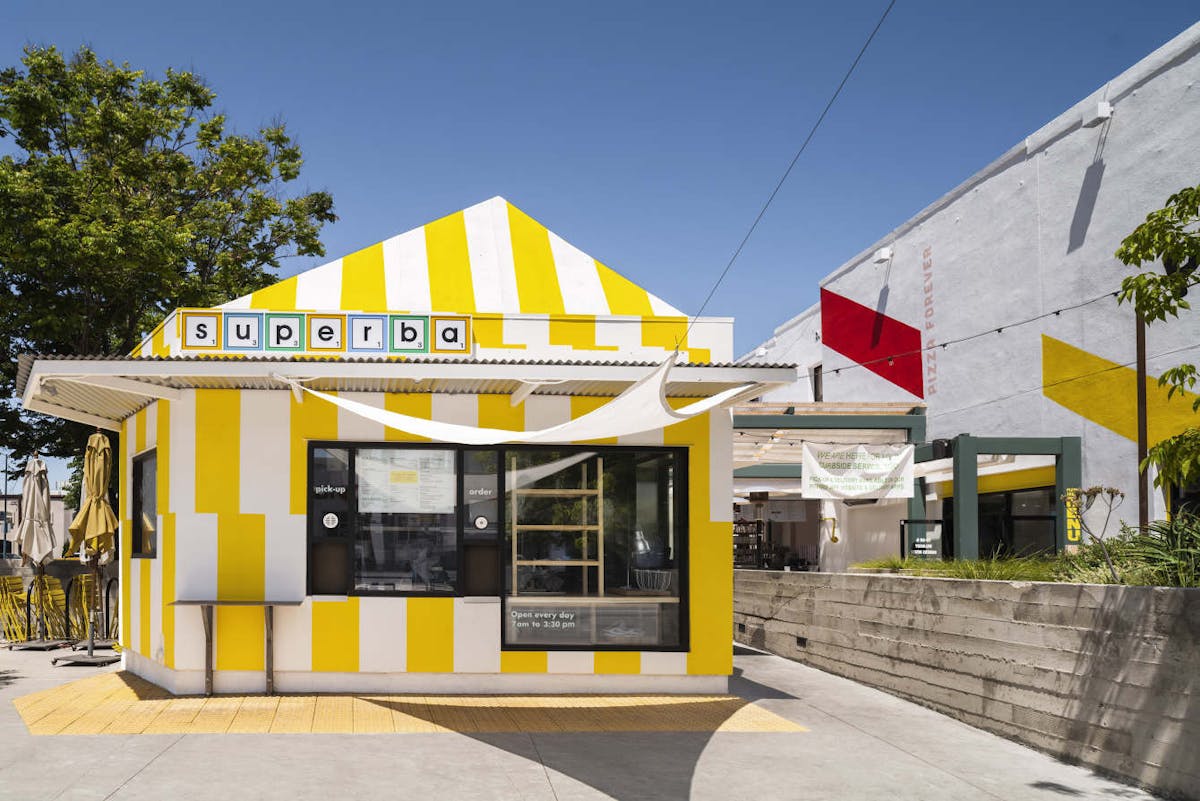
top-left (19, 197), bottom-right (794, 694)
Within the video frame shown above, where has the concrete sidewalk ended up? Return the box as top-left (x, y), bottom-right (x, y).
top-left (0, 645), bottom-right (1161, 801)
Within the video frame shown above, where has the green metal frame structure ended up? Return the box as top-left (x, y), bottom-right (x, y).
top-left (732, 411), bottom-right (1083, 559)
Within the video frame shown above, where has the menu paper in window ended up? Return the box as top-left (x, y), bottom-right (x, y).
top-left (357, 450), bottom-right (455, 513)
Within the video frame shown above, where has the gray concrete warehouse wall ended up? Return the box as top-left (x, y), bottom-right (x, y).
top-left (734, 570), bottom-right (1200, 800)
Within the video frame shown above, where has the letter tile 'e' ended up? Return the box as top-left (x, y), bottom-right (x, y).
top-left (308, 315), bottom-right (346, 351)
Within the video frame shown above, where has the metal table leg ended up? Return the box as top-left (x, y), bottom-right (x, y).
top-left (202, 604), bottom-right (214, 697)
top-left (265, 605), bottom-right (275, 695)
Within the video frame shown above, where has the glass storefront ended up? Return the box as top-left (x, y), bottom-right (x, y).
top-left (306, 442), bottom-right (687, 650)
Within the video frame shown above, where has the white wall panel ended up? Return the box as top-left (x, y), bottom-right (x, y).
top-left (358, 597), bottom-right (406, 673)
top-left (452, 598), bottom-right (501, 673)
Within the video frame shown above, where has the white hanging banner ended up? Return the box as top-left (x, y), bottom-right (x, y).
top-left (801, 443), bottom-right (915, 500)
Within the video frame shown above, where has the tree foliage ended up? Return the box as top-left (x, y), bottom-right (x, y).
top-left (0, 45), bottom-right (335, 466)
top-left (1115, 182), bottom-right (1200, 491)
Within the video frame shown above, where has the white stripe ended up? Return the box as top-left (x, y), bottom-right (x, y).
top-left (547, 652), bottom-right (594, 673)
top-left (294, 259), bottom-right (343, 310)
top-left (173, 605), bottom-right (207, 671)
top-left (639, 651), bottom-right (687, 675)
top-left (383, 228), bottom-right (431, 312)
top-left (173, 512), bottom-right (217, 605)
top-left (219, 295), bottom-right (252, 310)
top-left (169, 395), bottom-right (196, 516)
top-left (265, 515), bottom-right (306, 602)
top-left (143, 403), bottom-right (158, 450)
top-left (150, 541), bottom-right (163, 662)
top-left (709, 409), bottom-right (733, 523)
top-left (465, 198), bottom-right (519, 313)
top-left (359, 597), bottom-right (406, 672)
top-left (128, 559), bottom-right (142, 654)
top-left (453, 598), bottom-right (501, 673)
top-left (548, 233), bottom-right (609, 315)
top-left (523, 395), bottom-right (572, 429)
top-left (337, 392), bottom-right (386, 441)
top-left (431, 393), bottom-right (478, 427)
top-left (274, 599), bottom-right (312, 672)
top-left (239, 392), bottom-right (290, 516)
top-left (648, 292), bottom-right (684, 316)
top-left (685, 319), bottom-right (734, 362)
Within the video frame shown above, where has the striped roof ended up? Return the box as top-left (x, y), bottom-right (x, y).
top-left (223, 196), bottom-right (684, 317)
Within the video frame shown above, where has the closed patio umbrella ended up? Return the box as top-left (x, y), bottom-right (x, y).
top-left (15, 455), bottom-right (61, 565)
top-left (68, 433), bottom-right (118, 563)
top-left (9, 454), bottom-right (69, 649)
top-left (55, 433), bottom-right (120, 666)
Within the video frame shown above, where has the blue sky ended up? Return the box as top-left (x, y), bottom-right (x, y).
top-left (3, 1), bottom-right (1199, 489)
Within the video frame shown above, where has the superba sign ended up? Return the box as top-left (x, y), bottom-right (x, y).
top-left (178, 310), bottom-right (472, 355)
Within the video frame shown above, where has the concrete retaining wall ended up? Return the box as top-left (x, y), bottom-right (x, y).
top-left (734, 570), bottom-right (1200, 800)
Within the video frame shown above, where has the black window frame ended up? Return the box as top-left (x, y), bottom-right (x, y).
top-left (131, 448), bottom-right (157, 559)
top-left (943, 484), bottom-right (1058, 558)
top-left (306, 440), bottom-right (690, 652)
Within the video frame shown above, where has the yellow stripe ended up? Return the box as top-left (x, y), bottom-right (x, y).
top-left (1042, 334), bottom-right (1199, 444)
top-left (216, 606), bottom-right (265, 671)
top-left (194, 390), bottom-right (240, 515)
top-left (249, 276), bottom-right (299, 310)
top-left (596, 261), bottom-right (653, 316)
top-left (570, 397), bottom-right (618, 444)
top-left (216, 514), bottom-right (265, 603)
top-left (642, 318), bottom-right (711, 363)
top-left (937, 466), bottom-right (1058, 499)
top-left (477, 394), bottom-right (524, 431)
top-left (312, 598), bottom-right (360, 672)
top-left (593, 652), bottom-right (640, 675)
top-left (340, 243), bottom-right (387, 311)
top-left (214, 513), bottom-right (266, 670)
top-left (290, 391), bottom-right (339, 515)
top-left (139, 559), bottom-right (151, 656)
top-left (548, 316), bottom-right (619, 351)
top-left (150, 325), bottom-right (168, 357)
top-left (157, 402), bottom-right (174, 667)
top-left (473, 313), bottom-right (527, 350)
top-left (120, 419), bottom-right (131, 649)
top-left (663, 412), bottom-right (730, 676)
top-left (384, 394), bottom-right (432, 442)
top-left (500, 651), bottom-right (548, 673)
top-left (425, 211), bottom-right (476, 313)
top-left (406, 598), bottom-right (454, 672)
top-left (508, 203), bottom-right (565, 314)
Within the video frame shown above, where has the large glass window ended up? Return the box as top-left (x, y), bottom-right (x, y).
top-left (305, 443), bottom-right (688, 650)
top-left (504, 449), bottom-right (685, 650)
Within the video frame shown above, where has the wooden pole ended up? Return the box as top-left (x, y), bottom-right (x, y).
top-left (1136, 312), bottom-right (1149, 529)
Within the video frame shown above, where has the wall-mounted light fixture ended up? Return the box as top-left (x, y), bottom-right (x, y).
top-left (871, 246), bottom-right (894, 264)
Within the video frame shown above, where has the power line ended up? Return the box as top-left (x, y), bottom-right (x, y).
top-left (828, 290), bottom-right (1120, 377)
top-left (927, 341), bottom-right (1200, 419)
top-left (683, 0), bottom-right (898, 343)
top-left (732, 341), bottom-right (1200, 441)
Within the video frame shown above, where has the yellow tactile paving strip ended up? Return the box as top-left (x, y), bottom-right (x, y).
top-left (14, 672), bottom-right (806, 736)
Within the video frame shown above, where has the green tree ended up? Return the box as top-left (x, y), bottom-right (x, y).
top-left (1115, 182), bottom-right (1200, 492)
top-left (0, 45), bottom-right (335, 469)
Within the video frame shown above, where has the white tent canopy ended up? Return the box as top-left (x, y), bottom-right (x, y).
top-left (276, 356), bottom-right (755, 445)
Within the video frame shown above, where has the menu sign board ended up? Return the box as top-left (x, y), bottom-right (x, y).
top-left (357, 449), bottom-right (456, 514)
top-left (178, 309), bottom-right (472, 356)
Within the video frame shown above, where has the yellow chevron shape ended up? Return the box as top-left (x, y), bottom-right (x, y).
top-left (1041, 334), bottom-right (1199, 443)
